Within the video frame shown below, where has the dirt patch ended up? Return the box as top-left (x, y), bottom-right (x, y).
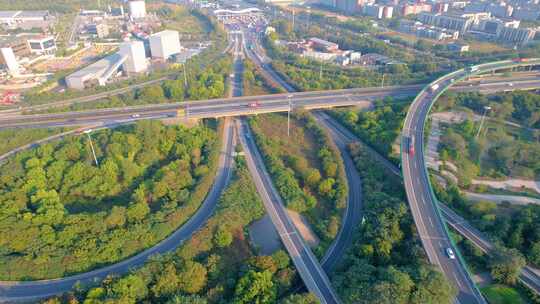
top-left (287, 210), bottom-right (320, 248)
top-left (472, 271), bottom-right (493, 288)
top-left (248, 210), bottom-right (320, 255)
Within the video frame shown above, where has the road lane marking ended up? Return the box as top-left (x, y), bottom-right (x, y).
top-left (453, 271), bottom-right (464, 288)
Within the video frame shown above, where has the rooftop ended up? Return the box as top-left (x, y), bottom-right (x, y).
top-left (0, 11), bottom-right (19, 19)
top-left (0, 10), bottom-right (49, 19)
top-left (151, 30), bottom-right (179, 38)
top-left (309, 37), bottom-right (338, 48)
top-left (17, 10), bottom-right (49, 18)
top-left (68, 53), bottom-right (125, 80)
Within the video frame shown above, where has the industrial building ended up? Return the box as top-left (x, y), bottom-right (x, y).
top-left (87, 23), bottom-right (110, 38)
top-left (149, 30), bottom-right (181, 59)
top-left (129, 0), bottom-right (147, 19)
top-left (418, 12), bottom-right (477, 33)
top-left (119, 40), bottom-right (147, 73)
top-left (308, 38), bottom-right (339, 52)
top-left (66, 39), bottom-right (149, 90)
top-left (399, 21), bottom-right (460, 40)
top-left (65, 53), bottom-right (127, 90)
top-left (498, 26), bottom-right (536, 44)
top-left (0, 10), bottom-right (52, 30)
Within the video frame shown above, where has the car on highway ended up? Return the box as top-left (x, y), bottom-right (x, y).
top-left (407, 136), bottom-right (415, 156)
top-left (248, 101), bottom-right (260, 108)
top-left (446, 247), bottom-right (456, 259)
top-left (131, 114), bottom-right (140, 118)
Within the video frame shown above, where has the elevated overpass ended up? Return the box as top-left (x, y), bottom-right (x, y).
top-left (1, 77), bottom-right (540, 129)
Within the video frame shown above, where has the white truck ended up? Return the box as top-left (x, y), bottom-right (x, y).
top-left (429, 84), bottom-right (440, 92)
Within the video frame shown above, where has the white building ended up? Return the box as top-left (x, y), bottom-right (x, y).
top-left (129, 0), bottom-right (146, 19)
top-left (363, 5), bottom-right (394, 19)
top-left (120, 40), bottom-right (147, 73)
top-left (0, 47), bottom-right (19, 76)
top-left (27, 36), bottom-right (56, 55)
top-left (66, 53), bottom-right (127, 90)
top-left (149, 30), bottom-right (181, 59)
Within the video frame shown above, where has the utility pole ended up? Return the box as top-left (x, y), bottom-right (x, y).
top-left (293, 3), bottom-right (295, 32)
top-left (307, 6), bottom-right (311, 29)
top-left (475, 106), bottom-right (491, 138)
top-left (381, 73), bottom-right (385, 88)
top-left (287, 94), bottom-right (293, 137)
top-left (84, 130), bottom-right (99, 167)
top-left (319, 61), bottom-right (323, 80)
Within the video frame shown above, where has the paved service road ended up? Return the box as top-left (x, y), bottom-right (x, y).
top-left (237, 119), bottom-right (340, 304)
top-left (313, 112), bottom-right (363, 270)
top-left (0, 118), bottom-right (236, 303)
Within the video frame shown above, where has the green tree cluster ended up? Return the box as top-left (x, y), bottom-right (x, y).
top-left (434, 182), bottom-right (540, 269)
top-left (248, 112), bottom-right (348, 249)
top-left (45, 160), bottom-right (306, 303)
top-left (0, 120), bottom-right (219, 280)
top-left (332, 99), bottom-right (408, 163)
top-left (333, 142), bottom-right (457, 304)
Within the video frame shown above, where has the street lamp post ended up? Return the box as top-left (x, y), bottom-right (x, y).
top-left (475, 105), bottom-right (492, 138)
top-left (83, 130), bottom-right (99, 167)
top-left (307, 6), bottom-right (311, 29)
top-left (381, 73), bottom-right (385, 88)
top-left (287, 94), bottom-right (293, 137)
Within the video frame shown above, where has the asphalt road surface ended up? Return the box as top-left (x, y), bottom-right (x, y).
top-left (0, 118), bottom-right (236, 303)
top-left (235, 31), bottom-right (340, 303)
top-left (402, 75), bottom-right (486, 304)
top-left (314, 112), bottom-right (364, 271)
top-left (237, 119), bottom-right (340, 304)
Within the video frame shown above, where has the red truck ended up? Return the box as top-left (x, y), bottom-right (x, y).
top-left (408, 136), bottom-right (415, 156)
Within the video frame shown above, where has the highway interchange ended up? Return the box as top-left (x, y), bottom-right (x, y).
top-left (0, 15), bottom-right (539, 304)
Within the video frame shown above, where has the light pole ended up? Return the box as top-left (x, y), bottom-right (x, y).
top-left (83, 129), bottom-right (99, 167)
top-left (287, 94), bottom-right (293, 137)
top-left (475, 105), bottom-right (491, 138)
top-left (306, 6), bottom-right (311, 29)
top-left (381, 73), bottom-right (385, 88)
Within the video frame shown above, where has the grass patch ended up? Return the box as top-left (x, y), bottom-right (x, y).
top-left (0, 127), bottom-right (71, 156)
top-left (482, 284), bottom-right (527, 304)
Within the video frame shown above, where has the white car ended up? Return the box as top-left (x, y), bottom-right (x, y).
top-left (131, 114), bottom-right (140, 118)
top-left (446, 248), bottom-right (456, 259)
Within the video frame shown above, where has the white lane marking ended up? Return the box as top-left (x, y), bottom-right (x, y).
top-left (453, 271), bottom-right (464, 288)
